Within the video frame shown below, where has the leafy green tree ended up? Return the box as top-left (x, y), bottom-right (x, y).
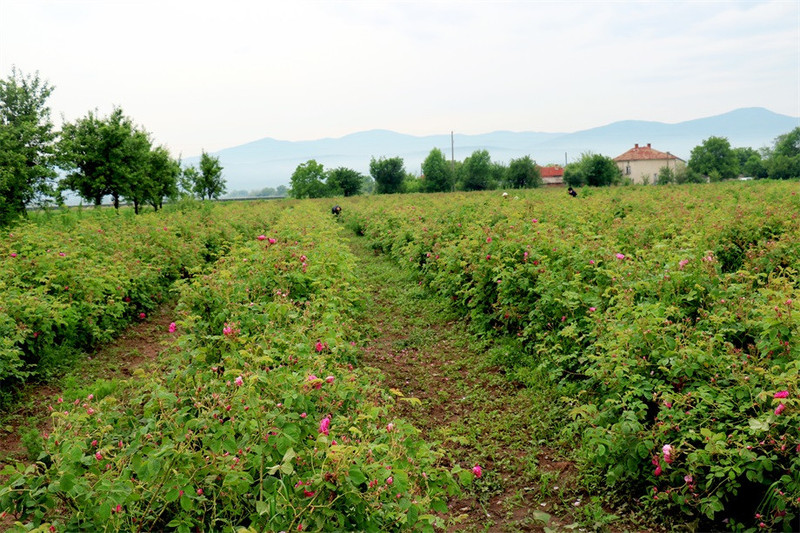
top-left (656, 166), bottom-right (674, 185)
top-left (59, 107), bottom-right (151, 210)
top-left (290, 159), bottom-right (327, 199)
top-left (732, 147), bottom-right (760, 169)
top-left (763, 127), bottom-right (800, 180)
top-left (688, 136), bottom-right (739, 181)
top-left (403, 172), bottom-right (423, 193)
top-left (767, 154), bottom-right (800, 180)
top-left (117, 129), bottom-right (153, 213)
top-left (146, 145), bottom-right (180, 210)
top-left (360, 175), bottom-right (375, 195)
top-left (742, 155), bottom-right (768, 179)
top-left (490, 162), bottom-right (506, 190)
top-left (0, 68), bottom-right (58, 224)
top-left (180, 165), bottom-right (200, 197)
top-left (370, 156), bottom-right (405, 194)
top-left (772, 127), bottom-right (800, 158)
top-left (505, 156), bottom-right (542, 189)
top-left (421, 148), bottom-right (452, 192)
top-left (326, 166), bottom-right (363, 197)
top-left (195, 151), bottom-right (226, 200)
top-left (564, 152), bottom-right (620, 187)
top-left (460, 150), bottom-right (492, 191)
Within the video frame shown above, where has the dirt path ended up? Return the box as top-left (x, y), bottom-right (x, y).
top-left (345, 234), bottom-right (594, 532)
top-left (0, 302), bottom-right (178, 463)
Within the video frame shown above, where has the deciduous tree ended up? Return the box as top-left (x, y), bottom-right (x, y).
top-left (421, 148), bottom-right (452, 193)
top-left (195, 151), bottom-right (226, 200)
top-left (688, 136), bottom-right (738, 181)
top-left (326, 166), bottom-right (363, 197)
top-left (370, 156), bottom-right (405, 194)
top-left (59, 107), bottom-right (151, 209)
top-left (290, 159), bottom-right (327, 198)
top-left (505, 156), bottom-right (542, 189)
top-left (0, 68), bottom-right (58, 224)
top-left (460, 150), bottom-right (492, 191)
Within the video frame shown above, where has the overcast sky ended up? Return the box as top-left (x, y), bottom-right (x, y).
top-left (2, 0), bottom-right (798, 157)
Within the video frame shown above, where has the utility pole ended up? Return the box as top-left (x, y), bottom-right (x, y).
top-left (451, 131), bottom-right (455, 192)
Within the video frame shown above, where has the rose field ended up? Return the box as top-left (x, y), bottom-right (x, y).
top-left (1, 181), bottom-right (799, 532)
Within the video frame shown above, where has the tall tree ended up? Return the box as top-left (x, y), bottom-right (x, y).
top-left (289, 159), bottom-right (327, 199)
top-left (59, 107), bottom-right (151, 209)
top-left (146, 145), bottom-right (180, 210)
top-left (195, 150), bottom-right (226, 200)
top-left (0, 68), bottom-right (58, 224)
top-left (772, 127), bottom-right (800, 158)
top-left (460, 150), bottom-right (492, 191)
top-left (564, 152), bottom-right (621, 187)
top-left (180, 165), bottom-right (200, 197)
top-left (370, 156), bottom-right (405, 194)
top-left (688, 136), bottom-right (739, 181)
top-left (421, 148), bottom-right (452, 193)
top-left (506, 156), bottom-right (542, 189)
top-left (326, 166), bottom-right (363, 197)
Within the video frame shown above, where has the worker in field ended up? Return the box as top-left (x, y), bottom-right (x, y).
top-left (331, 205), bottom-right (342, 217)
top-left (568, 186), bottom-right (578, 198)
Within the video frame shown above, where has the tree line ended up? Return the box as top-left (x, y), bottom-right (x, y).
top-left (0, 68), bottom-right (226, 225)
top-left (288, 149), bottom-right (551, 199)
top-left (290, 131), bottom-right (800, 199)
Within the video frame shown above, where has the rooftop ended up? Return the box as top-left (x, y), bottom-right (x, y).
top-left (613, 143), bottom-right (684, 162)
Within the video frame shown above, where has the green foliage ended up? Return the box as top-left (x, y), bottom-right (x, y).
top-left (0, 202), bottom-right (459, 531)
top-left (421, 148), bottom-right (452, 193)
top-left (564, 152), bottom-right (621, 187)
top-left (289, 159), bottom-right (327, 199)
top-left (506, 156), bottom-right (542, 189)
top-left (656, 166), bottom-right (674, 185)
top-left (146, 145), bottom-right (181, 210)
top-left (342, 182), bottom-right (800, 531)
top-left (460, 150), bottom-right (492, 191)
top-left (0, 67), bottom-right (59, 224)
top-left (370, 156), bottom-right (405, 194)
top-left (772, 127), bottom-right (800, 158)
top-left (58, 107), bottom-right (152, 209)
top-left (195, 150), bottom-right (226, 200)
top-left (326, 166), bottom-right (363, 197)
top-left (688, 136), bottom-right (739, 181)
top-left (0, 204), bottom-right (251, 405)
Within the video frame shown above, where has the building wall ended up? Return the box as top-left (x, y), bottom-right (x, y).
top-left (617, 158), bottom-right (686, 185)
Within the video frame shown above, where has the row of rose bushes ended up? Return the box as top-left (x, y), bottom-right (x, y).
top-left (341, 181), bottom-right (800, 530)
top-left (1, 200), bottom-right (463, 532)
top-left (0, 202), bottom-right (261, 405)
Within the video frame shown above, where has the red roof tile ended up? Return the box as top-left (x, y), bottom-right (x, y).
top-left (613, 143), bottom-right (682, 162)
top-left (538, 166), bottom-right (564, 177)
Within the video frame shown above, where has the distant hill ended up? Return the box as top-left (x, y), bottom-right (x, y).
top-left (184, 107), bottom-right (799, 193)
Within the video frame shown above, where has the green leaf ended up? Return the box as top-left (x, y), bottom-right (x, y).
top-left (256, 500), bottom-right (269, 516)
top-left (180, 494), bottom-right (193, 511)
top-left (348, 467), bottom-right (367, 486)
top-left (431, 499), bottom-right (448, 513)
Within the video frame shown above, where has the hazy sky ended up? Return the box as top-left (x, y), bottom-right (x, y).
top-left (2, 0), bottom-right (798, 157)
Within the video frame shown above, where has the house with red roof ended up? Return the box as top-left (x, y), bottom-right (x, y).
top-left (613, 143), bottom-right (685, 185)
top-left (538, 165), bottom-right (564, 187)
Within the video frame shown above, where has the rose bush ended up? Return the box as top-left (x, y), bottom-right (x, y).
top-left (342, 182), bottom-right (800, 530)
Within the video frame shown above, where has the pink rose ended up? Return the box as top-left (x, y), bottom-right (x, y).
top-left (472, 465), bottom-right (482, 478)
top-left (319, 416), bottom-right (331, 436)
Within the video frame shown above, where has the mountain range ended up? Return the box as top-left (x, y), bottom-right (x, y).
top-left (184, 107), bottom-right (799, 193)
